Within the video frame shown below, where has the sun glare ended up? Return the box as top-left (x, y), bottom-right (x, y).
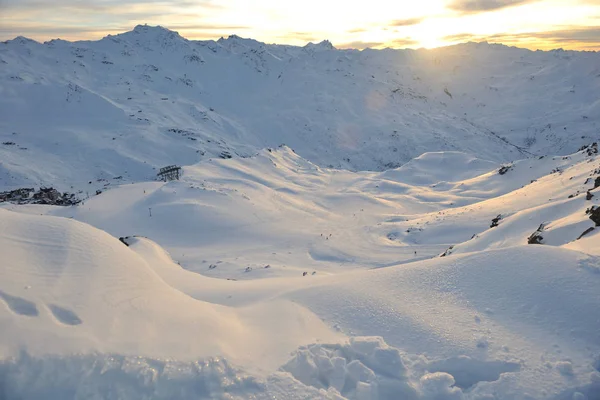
top-left (1, 0), bottom-right (599, 50)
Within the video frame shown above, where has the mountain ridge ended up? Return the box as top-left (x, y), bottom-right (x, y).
top-left (1, 25), bottom-right (598, 193)
top-left (5, 24), bottom-right (599, 54)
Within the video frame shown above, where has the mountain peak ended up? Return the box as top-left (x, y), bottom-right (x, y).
top-left (304, 40), bottom-right (335, 51)
top-left (112, 24), bottom-right (184, 41)
top-left (132, 24), bottom-right (175, 34)
top-left (3, 36), bottom-right (38, 46)
top-left (218, 35), bottom-right (262, 45)
top-left (216, 34), bottom-right (266, 52)
top-left (107, 24), bottom-right (186, 47)
top-left (318, 40), bottom-right (334, 49)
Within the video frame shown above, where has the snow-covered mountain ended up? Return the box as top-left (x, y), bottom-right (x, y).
top-left (1, 26), bottom-right (600, 400)
top-left (1, 25), bottom-right (599, 192)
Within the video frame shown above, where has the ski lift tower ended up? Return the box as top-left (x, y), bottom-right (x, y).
top-left (157, 165), bottom-right (181, 182)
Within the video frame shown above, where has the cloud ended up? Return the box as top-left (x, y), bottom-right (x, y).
top-left (272, 32), bottom-right (321, 44)
top-left (525, 27), bottom-right (600, 44)
top-left (348, 18), bottom-right (424, 34)
top-left (0, 21), bottom-right (249, 35)
top-left (390, 38), bottom-right (420, 47)
top-left (0, 0), bottom-right (236, 41)
top-left (389, 17), bottom-right (425, 27)
top-left (289, 32), bottom-right (321, 41)
top-left (0, 0), bottom-right (224, 20)
top-left (447, 0), bottom-right (539, 13)
top-left (337, 37), bottom-right (419, 50)
top-left (443, 33), bottom-right (479, 42)
top-left (336, 41), bottom-right (385, 50)
top-left (0, 25), bottom-right (128, 36)
top-left (1, 0), bottom-right (224, 10)
top-left (347, 27), bottom-right (367, 34)
top-left (161, 24), bottom-right (250, 31)
top-left (443, 26), bottom-right (600, 49)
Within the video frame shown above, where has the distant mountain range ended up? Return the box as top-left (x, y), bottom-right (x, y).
top-left (0, 25), bottom-right (598, 191)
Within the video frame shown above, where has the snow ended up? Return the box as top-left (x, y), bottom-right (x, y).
top-left (1, 26), bottom-right (600, 399)
top-left (0, 208), bottom-right (341, 370)
top-left (2, 26), bottom-right (599, 193)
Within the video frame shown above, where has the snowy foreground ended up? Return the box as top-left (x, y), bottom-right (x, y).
top-left (1, 27), bottom-right (600, 399)
top-left (2, 146), bottom-right (600, 399)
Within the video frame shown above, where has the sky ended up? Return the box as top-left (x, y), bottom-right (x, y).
top-left (1, 0), bottom-right (600, 50)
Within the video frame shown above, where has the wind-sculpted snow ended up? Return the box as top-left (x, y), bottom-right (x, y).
top-left (0, 207), bottom-right (341, 366)
top-left (279, 337), bottom-right (466, 400)
top-left (1, 144), bottom-right (600, 398)
top-left (3, 335), bottom-right (598, 399)
top-left (0, 353), bottom-right (269, 400)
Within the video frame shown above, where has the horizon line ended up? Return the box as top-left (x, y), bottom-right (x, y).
top-left (3, 24), bottom-right (598, 53)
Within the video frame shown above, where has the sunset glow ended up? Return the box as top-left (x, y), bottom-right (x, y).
top-left (1, 0), bottom-right (599, 50)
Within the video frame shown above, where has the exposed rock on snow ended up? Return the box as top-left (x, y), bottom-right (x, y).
top-left (498, 165), bottom-right (513, 175)
top-left (490, 214), bottom-right (502, 228)
top-left (527, 223), bottom-right (546, 244)
top-left (579, 142), bottom-right (598, 157)
top-left (0, 187), bottom-right (79, 205)
top-left (587, 206), bottom-right (600, 226)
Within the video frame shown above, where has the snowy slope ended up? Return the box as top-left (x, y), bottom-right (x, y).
top-left (2, 25), bottom-right (600, 400)
top-left (0, 208), bottom-right (341, 368)
top-left (2, 142), bottom-right (600, 398)
top-left (1, 26), bottom-right (599, 193)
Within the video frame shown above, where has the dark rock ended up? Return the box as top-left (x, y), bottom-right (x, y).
top-left (0, 188), bottom-right (34, 203)
top-left (577, 227), bottom-right (595, 240)
top-left (498, 165), bottom-right (513, 175)
top-left (527, 232), bottom-right (544, 244)
top-left (587, 191), bottom-right (594, 201)
top-left (586, 206), bottom-right (600, 226)
top-left (1, 187), bottom-right (79, 206)
top-left (440, 245), bottom-right (454, 257)
top-left (527, 223), bottom-right (546, 244)
top-left (579, 142), bottom-right (598, 156)
top-left (490, 214), bottom-right (502, 228)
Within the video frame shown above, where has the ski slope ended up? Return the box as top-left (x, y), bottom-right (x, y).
top-left (2, 143), bottom-right (600, 399)
top-left (1, 26), bottom-right (600, 399)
